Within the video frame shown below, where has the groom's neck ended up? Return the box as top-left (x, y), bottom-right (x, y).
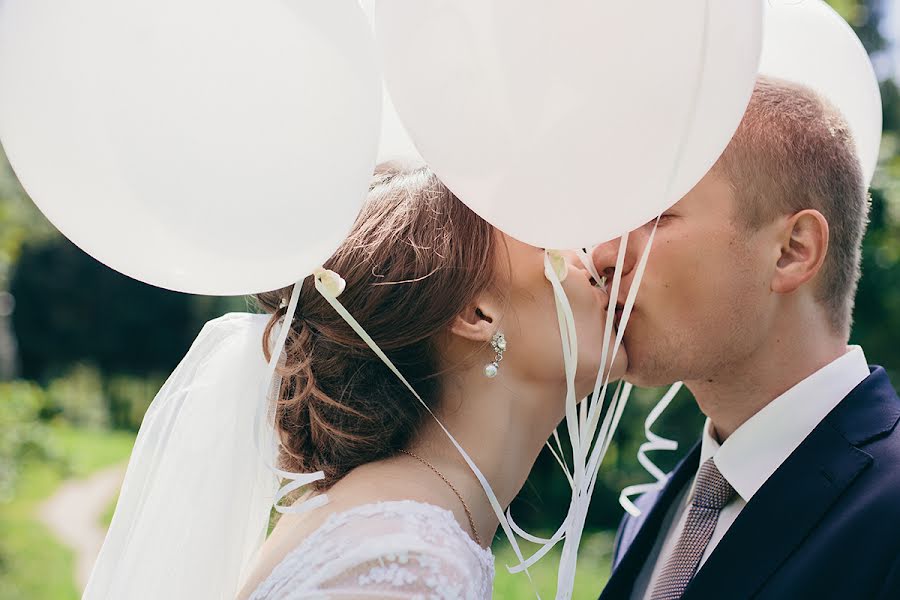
top-left (684, 319), bottom-right (847, 442)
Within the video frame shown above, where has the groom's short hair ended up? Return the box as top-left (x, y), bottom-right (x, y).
top-left (713, 76), bottom-right (870, 337)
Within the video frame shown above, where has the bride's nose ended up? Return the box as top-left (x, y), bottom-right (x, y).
top-left (561, 250), bottom-right (588, 273)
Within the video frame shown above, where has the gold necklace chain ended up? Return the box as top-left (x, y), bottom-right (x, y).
top-left (398, 449), bottom-right (482, 547)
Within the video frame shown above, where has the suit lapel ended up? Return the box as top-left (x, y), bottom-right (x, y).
top-left (600, 442), bottom-right (701, 600)
top-left (681, 423), bottom-right (872, 600)
top-left (681, 367), bottom-right (899, 600)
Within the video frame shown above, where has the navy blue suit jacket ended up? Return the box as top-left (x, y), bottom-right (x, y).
top-left (601, 366), bottom-right (900, 600)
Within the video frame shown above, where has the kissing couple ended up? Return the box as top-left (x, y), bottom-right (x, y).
top-left (88, 76), bottom-right (900, 600)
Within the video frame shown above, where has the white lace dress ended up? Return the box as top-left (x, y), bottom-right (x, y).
top-left (248, 500), bottom-right (495, 600)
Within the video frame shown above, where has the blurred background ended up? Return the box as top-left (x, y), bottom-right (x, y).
top-left (1, 1), bottom-right (898, 598)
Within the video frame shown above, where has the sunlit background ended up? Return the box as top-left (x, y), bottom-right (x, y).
top-left (1, 1), bottom-right (898, 598)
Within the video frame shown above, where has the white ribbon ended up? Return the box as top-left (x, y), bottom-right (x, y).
top-left (619, 382), bottom-right (682, 517)
top-left (252, 278), bottom-right (329, 515)
top-left (506, 1), bottom-right (712, 593)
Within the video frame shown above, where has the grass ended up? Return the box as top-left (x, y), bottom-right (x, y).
top-left (51, 425), bottom-right (136, 477)
top-left (99, 493), bottom-right (117, 529)
top-left (492, 530), bottom-right (614, 599)
top-left (0, 425), bottom-right (135, 600)
top-left (0, 462), bottom-right (79, 600)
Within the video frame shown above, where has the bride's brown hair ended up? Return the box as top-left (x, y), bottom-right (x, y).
top-left (255, 164), bottom-right (498, 490)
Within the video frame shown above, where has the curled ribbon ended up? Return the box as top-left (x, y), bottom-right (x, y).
top-left (618, 382), bottom-right (682, 517)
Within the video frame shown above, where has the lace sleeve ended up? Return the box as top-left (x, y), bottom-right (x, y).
top-left (249, 501), bottom-right (494, 600)
top-left (314, 545), bottom-right (484, 599)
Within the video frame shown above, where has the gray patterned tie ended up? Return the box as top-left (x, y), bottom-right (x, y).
top-left (650, 458), bottom-right (736, 600)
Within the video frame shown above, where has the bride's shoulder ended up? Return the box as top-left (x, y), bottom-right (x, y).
top-left (249, 500), bottom-right (494, 600)
top-left (310, 500), bottom-right (486, 554)
top-left (314, 499), bottom-right (490, 558)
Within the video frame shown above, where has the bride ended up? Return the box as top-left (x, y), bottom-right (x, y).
top-left (236, 163), bottom-right (625, 599)
top-left (85, 162), bottom-right (624, 600)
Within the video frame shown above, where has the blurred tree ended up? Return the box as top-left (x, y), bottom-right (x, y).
top-left (0, 147), bottom-right (56, 379)
top-left (8, 234), bottom-right (250, 380)
top-left (851, 188), bottom-right (900, 380)
top-left (829, 0), bottom-right (888, 56)
top-left (8, 236), bottom-right (198, 379)
top-left (882, 80), bottom-right (900, 133)
top-left (842, 0), bottom-right (900, 383)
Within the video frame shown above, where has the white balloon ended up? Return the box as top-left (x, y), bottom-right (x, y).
top-left (760, 0), bottom-right (882, 186)
top-left (0, 0), bottom-right (381, 295)
top-left (375, 0), bottom-right (762, 248)
top-left (376, 82), bottom-right (425, 167)
top-left (358, 0), bottom-right (423, 166)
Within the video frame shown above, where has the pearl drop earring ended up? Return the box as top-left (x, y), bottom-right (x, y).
top-left (484, 332), bottom-right (506, 378)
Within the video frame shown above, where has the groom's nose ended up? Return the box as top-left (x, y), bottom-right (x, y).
top-left (592, 238), bottom-right (630, 281)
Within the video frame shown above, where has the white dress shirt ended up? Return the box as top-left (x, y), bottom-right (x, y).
top-left (630, 346), bottom-right (871, 600)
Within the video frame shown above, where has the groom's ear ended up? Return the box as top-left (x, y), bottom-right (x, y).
top-left (771, 209), bottom-right (829, 295)
top-left (449, 295), bottom-right (499, 343)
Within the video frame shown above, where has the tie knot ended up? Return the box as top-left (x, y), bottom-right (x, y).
top-left (691, 458), bottom-right (735, 510)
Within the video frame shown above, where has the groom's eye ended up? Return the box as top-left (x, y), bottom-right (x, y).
top-left (645, 214), bottom-right (671, 227)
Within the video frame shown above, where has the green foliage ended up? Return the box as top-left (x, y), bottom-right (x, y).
top-left (8, 236), bottom-right (199, 380)
top-left (5, 230), bottom-right (252, 382)
top-left (509, 385), bottom-right (705, 532)
top-left (0, 381), bottom-right (67, 503)
top-left (0, 146), bottom-right (56, 291)
top-left (45, 365), bottom-right (109, 430)
top-left (881, 81), bottom-right (900, 133)
top-left (491, 530), bottom-right (614, 599)
top-left (0, 370), bottom-right (140, 504)
top-left (99, 492), bottom-right (117, 529)
top-left (104, 373), bottom-right (165, 432)
top-left (828, 0), bottom-right (888, 55)
top-left (851, 189), bottom-right (900, 382)
top-left (49, 423), bottom-right (136, 478)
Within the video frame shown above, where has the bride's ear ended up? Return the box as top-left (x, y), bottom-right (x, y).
top-left (449, 296), bottom-right (499, 343)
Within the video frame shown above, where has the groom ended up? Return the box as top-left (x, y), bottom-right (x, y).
top-left (592, 76), bottom-right (900, 600)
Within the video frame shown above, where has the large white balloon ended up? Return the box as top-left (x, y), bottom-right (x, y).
top-left (374, 0), bottom-right (762, 248)
top-left (374, 73), bottom-right (425, 167)
top-left (0, 0), bottom-right (381, 295)
top-left (358, 0), bottom-right (423, 166)
top-left (761, 0), bottom-right (882, 187)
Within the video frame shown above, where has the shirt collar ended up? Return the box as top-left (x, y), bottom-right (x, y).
top-left (702, 346), bottom-right (869, 503)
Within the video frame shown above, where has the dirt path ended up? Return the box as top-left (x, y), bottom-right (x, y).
top-left (36, 463), bottom-right (126, 592)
